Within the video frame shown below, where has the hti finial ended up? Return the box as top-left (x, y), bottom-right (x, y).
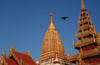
top-left (48, 13), bottom-right (55, 29)
top-left (50, 12), bottom-right (52, 16)
top-left (81, 0), bottom-right (85, 10)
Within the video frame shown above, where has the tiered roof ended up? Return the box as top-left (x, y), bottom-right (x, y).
top-left (68, 0), bottom-right (100, 65)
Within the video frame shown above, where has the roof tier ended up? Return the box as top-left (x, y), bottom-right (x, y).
top-left (68, 46), bottom-right (100, 63)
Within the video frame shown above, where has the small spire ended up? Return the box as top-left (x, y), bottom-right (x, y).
top-left (55, 52), bottom-right (58, 60)
top-left (10, 45), bottom-right (12, 51)
top-left (2, 50), bottom-right (5, 55)
top-left (27, 49), bottom-right (30, 56)
top-left (81, 0), bottom-right (85, 10)
top-left (2, 50), bottom-right (6, 58)
top-left (72, 39), bottom-right (74, 45)
top-left (66, 49), bottom-right (69, 57)
top-left (53, 52), bottom-right (60, 65)
top-left (9, 45), bottom-right (13, 55)
top-left (48, 13), bottom-right (56, 29)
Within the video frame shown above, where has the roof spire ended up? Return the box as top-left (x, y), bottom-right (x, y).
top-left (81, 0), bottom-right (85, 10)
top-left (48, 13), bottom-right (56, 29)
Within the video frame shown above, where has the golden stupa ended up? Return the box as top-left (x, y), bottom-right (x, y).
top-left (40, 13), bottom-right (66, 60)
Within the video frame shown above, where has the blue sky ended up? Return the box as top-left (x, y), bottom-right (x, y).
top-left (0, 0), bottom-right (100, 61)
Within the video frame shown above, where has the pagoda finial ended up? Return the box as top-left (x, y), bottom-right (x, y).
top-left (81, 0), bottom-right (85, 10)
top-left (48, 13), bottom-right (56, 29)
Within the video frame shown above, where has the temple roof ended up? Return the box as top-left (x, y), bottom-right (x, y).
top-left (0, 46), bottom-right (36, 65)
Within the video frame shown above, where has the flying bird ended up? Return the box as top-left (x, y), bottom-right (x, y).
top-left (61, 17), bottom-right (68, 20)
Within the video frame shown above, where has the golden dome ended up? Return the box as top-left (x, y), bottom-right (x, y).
top-left (40, 13), bottom-right (66, 60)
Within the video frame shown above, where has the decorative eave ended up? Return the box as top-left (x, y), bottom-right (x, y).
top-left (79, 11), bottom-right (88, 16)
top-left (40, 51), bottom-right (67, 61)
top-left (77, 24), bottom-right (94, 32)
top-left (75, 30), bottom-right (98, 39)
top-left (73, 37), bottom-right (99, 49)
top-left (79, 16), bottom-right (89, 20)
top-left (78, 18), bottom-right (93, 26)
top-left (68, 46), bottom-right (100, 62)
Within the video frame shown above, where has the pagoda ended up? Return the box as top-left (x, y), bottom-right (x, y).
top-left (68, 0), bottom-right (100, 65)
top-left (39, 13), bottom-right (72, 65)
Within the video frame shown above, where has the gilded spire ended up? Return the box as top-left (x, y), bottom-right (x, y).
top-left (40, 13), bottom-right (66, 60)
top-left (48, 13), bottom-right (56, 29)
top-left (81, 0), bottom-right (85, 10)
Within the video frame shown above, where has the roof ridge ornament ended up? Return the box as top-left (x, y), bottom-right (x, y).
top-left (81, 0), bottom-right (85, 10)
top-left (2, 49), bottom-right (6, 58)
top-left (9, 45), bottom-right (13, 56)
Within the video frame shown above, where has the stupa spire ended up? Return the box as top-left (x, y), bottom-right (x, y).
top-left (48, 13), bottom-right (56, 29)
top-left (81, 0), bottom-right (85, 10)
